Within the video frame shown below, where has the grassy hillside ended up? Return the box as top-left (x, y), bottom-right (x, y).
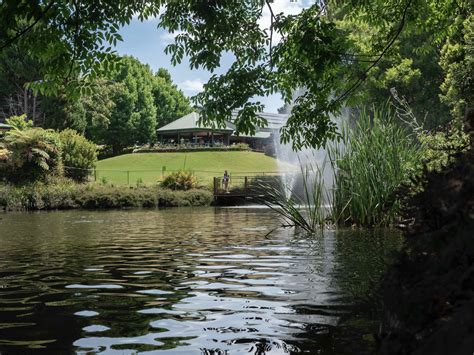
top-left (95, 151), bottom-right (283, 185)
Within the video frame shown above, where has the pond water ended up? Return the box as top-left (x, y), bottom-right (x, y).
top-left (0, 208), bottom-right (402, 354)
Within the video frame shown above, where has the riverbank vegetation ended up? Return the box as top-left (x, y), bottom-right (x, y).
top-left (261, 102), bottom-right (469, 229)
top-left (329, 105), bottom-right (423, 226)
top-left (329, 101), bottom-right (468, 227)
top-left (0, 181), bottom-right (212, 211)
top-left (379, 138), bottom-right (474, 353)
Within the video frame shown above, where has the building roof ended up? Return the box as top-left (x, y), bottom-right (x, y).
top-left (157, 112), bottom-right (235, 133)
top-left (156, 110), bottom-right (287, 141)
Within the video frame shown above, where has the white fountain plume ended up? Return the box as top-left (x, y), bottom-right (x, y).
top-left (273, 101), bottom-right (349, 205)
top-left (273, 132), bottom-right (334, 203)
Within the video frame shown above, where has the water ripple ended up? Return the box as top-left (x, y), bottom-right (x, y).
top-left (0, 208), bottom-right (402, 353)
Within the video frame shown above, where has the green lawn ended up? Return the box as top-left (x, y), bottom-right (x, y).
top-left (95, 151), bottom-right (285, 185)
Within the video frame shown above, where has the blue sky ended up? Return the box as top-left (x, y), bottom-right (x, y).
top-left (115, 0), bottom-right (314, 113)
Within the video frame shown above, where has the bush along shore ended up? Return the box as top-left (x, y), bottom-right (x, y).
top-left (0, 182), bottom-right (213, 211)
top-left (378, 115), bottom-right (474, 354)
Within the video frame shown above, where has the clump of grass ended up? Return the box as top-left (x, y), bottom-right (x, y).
top-left (260, 103), bottom-right (424, 233)
top-left (258, 158), bottom-right (331, 234)
top-left (328, 105), bottom-right (422, 226)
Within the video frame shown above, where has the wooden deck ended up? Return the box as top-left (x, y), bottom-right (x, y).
top-left (212, 175), bottom-right (281, 200)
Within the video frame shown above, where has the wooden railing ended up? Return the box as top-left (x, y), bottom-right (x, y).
top-left (213, 175), bottom-right (282, 197)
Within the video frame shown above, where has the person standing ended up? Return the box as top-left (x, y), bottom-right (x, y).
top-left (222, 170), bottom-right (230, 192)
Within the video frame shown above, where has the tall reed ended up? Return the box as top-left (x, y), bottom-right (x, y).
top-left (328, 105), bottom-right (422, 226)
top-left (257, 157), bottom-right (330, 234)
top-left (259, 104), bottom-right (422, 232)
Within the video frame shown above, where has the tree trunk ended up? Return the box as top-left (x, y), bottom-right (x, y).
top-left (33, 94), bottom-right (37, 123)
top-left (24, 87), bottom-right (28, 116)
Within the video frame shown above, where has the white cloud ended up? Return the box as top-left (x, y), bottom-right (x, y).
top-left (179, 79), bottom-right (205, 94)
top-left (159, 30), bottom-right (184, 44)
top-left (159, 32), bottom-right (176, 42)
top-left (259, 0), bottom-right (314, 43)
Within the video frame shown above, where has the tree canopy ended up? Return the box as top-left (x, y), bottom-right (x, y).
top-left (160, 0), bottom-right (470, 148)
top-left (0, 1), bottom-right (161, 97)
top-left (0, 44), bottom-right (192, 153)
top-left (0, 0), bottom-right (471, 149)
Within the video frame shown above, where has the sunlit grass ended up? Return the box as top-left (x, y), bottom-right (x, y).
top-left (95, 151), bottom-right (284, 185)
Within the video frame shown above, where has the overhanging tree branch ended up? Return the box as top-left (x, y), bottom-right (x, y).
top-left (265, 0), bottom-right (274, 68)
top-left (0, 1), bottom-right (56, 52)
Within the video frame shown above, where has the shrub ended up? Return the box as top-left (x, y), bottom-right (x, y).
top-left (0, 180), bottom-right (77, 210)
top-left (0, 128), bottom-right (63, 183)
top-left (161, 170), bottom-right (198, 190)
top-left (417, 124), bottom-right (469, 173)
top-left (75, 186), bottom-right (142, 208)
top-left (175, 189), bottom-right (213, 206)
top-left (0, 183), bottom-right (212, 210)
top-left (132, 143), bottom-right (251, 153)
top-left (155, 188), bottom-right (212, 207)
top-left (232, 143), bottom-right (250, 150)
top-left (59, 129), bottom-right (98, 182)
top-left (5, 114), bottom-right (33, 130)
